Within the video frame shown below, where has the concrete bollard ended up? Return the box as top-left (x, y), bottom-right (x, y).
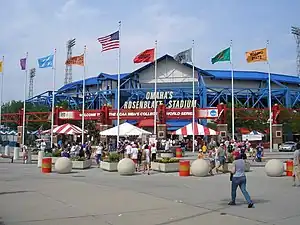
top-left (13, 147), bottom-right (20, 160)
top-left (4, 146), bottom-right (10, 156)
top-left (37, 151), bottom-right (44, 168)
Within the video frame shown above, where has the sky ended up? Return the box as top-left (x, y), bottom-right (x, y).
top-left (0, 0), bottom-right (299, 102)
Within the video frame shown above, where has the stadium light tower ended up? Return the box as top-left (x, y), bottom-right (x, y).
top-left (64, 38), bottom-right (76, 85)
top-left (291, 26), bottom-right (300, 77)
top-left (28, 68), bottom-right (36, 98)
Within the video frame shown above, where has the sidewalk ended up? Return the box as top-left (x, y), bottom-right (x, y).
top-left (1, 163), bottom-right (300, 225)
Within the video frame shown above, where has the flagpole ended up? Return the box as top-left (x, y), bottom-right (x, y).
top-left (192, 40), bottom-right (195, 153)
top-left (82, 46), bottom-right (87, 144)
top-left (117, 21), bottom-right (121, 147)
top-left (22, 52), bottom-right (28, 146)
top-left (50, 49), bottom-right (57, 149)
top-left (266, 40), bottom-right (273, 152)
top-left (230, 40), bottom-right (235, 140)
top-left (0, 56), bottom-right (4, 128)
top-left (154, 40), bottom-right (158, 137)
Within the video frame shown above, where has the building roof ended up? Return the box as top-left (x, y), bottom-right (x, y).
top-left (58, 72), bottom-right (131, 92)
top-left (58, 57), bottom-right (299, 93)
top-left (206, 70), bottom-right (300, 85)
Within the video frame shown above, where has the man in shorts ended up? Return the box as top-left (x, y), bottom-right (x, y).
top-left (293, 149), bottom-right (300, 187)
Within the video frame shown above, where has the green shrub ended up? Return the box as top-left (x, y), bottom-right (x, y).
top-left (155, 158), bottom-right (179, 163)
top-left (105, 152), bottom-right (120, 162)
top-left (44, 152), bottom-right (52, 157)
top-left (52, 150), bottom-right (62, 157)
top-left (70, 156), bottom-right (86, 161)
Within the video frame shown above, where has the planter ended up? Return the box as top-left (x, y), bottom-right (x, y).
top-left (72, 159), bottom-right (92, 169)
top-left (151, 162), bottom-right (179, 173)
top-left (100, 161), bottom-right (118, 172)
top-left (160, 152), bottom-right (174, 158)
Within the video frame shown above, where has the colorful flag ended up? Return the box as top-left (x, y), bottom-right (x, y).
top-left (38, 54), bottom-right (54, 68)
top-left (174, 48), bottom-right (192, 63)
top-left (0, 61), bottom-right (2, 73)
top-left (97, 31), bottom-right (120, 52)
top-left (133, 48), bottom-right (155, 63)
top-left (211, 47), bottom-right (230, 64)
top-left (65, 54), bottom-right (84, 66)
top-left (246, 48), bottom-right (268, 63)
top-left (20, 58), bottom-right (27, 70)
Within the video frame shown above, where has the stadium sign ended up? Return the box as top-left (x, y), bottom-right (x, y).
top-left (123, 91), bottom-right (197, 109)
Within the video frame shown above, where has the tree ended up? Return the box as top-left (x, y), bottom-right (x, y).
top-left (278, 108), bottom-right (300, 135)
top-left (225, 103), bottom-right (268, 133)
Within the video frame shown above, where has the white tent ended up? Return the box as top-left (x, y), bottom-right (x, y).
top-left (242, 130), bottom-right (264, 141)
top-left (100, 122), bottom-right (151, 136)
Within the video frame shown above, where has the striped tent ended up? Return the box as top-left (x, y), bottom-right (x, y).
top-left (173, 122), bottom-right (218, 136)
top-left (53, 123), bottom-right (83, 135)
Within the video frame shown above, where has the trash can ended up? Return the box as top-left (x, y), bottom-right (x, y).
top-left (176, 148), bottom-right (182, 158)
top-left (179, 160), bottom-right (190, 176)
top-left (286, 160), bottom-right (293, 177)
top-left (42, 157), bottom-right (52, 173)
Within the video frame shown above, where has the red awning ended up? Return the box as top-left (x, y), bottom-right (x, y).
top-left (138, 119), bottom-right (154, 127)
top-left (239, 128), bottom-right (251, 134)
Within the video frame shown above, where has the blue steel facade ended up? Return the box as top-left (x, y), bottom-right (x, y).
top-left (27, 55), bottom-right (300, 111)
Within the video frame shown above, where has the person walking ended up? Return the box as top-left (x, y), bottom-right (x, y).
top-left (95, 143), bottom-right (103, 168)
top-left (292, 149), bottom-right (300, 187)
top-left (131, 144), bottom-right (138, 171)
top-left (142, 146), bottom-right (151, 175)
top-left (216, 143), bottom-right (226, 173)
top-left (228, 153), bottom-right (254, 208)
top-left (150, 143), bottom-right (157, 161)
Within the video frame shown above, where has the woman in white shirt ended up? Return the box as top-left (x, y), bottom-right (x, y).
top-left (125, 143), bottom-right (132, 158)
top-left (142, 146), bottom-right (151, 175)
top-left (131, 144), bottom-right (138, 171)
top-left (95, 143), bottom-right (103, 168)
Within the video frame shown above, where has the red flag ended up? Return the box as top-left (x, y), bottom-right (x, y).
top-left (133, 48), bottom-right (155, 63)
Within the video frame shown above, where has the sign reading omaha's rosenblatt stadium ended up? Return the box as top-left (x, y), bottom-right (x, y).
top-left (123, 91), bottom-right (196, 109)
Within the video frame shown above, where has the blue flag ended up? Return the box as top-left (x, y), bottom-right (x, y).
top-left (38, 54), bottom-right (54, 68)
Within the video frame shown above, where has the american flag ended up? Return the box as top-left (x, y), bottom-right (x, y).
top-left (97, 31), bottom-right (120, 52)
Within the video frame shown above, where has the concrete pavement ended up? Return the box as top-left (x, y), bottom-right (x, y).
top-left (0, 163), bottom-right (299, 225)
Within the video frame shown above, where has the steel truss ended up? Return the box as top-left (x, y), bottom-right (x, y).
top-left (27, 71), bottom-right (300, 109)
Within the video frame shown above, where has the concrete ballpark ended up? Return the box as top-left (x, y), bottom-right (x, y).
top-left (0, 163), bottom-right (299, 225)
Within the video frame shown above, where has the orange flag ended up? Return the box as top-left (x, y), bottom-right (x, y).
top-left (65, 54), bottom-right (84, 66)
top-left (246, 48), bottom-right (268, 63)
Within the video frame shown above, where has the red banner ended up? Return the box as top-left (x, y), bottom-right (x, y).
top-left (59, 110), bottom-right (101, 120)
top-left (58, 108), bottom-right (218, 121)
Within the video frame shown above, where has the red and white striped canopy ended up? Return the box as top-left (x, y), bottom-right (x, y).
top-left (53, 123), bottom-right (83, 135)
top-left (173, 122), bottom-right (218, 136)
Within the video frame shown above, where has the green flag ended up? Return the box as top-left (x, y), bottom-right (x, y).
top-left (211, 47), bottom-right (230, 64)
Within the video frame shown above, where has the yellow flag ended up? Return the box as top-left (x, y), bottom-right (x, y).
top-left (0, 61), bottom-right (2, 72)
top-left (246, 48), bottom-right (268, 63)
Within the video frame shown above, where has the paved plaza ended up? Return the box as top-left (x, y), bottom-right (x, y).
top-left (0, 162), bottom-right (299, 225)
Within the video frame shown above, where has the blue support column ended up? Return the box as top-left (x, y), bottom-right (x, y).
top-left (199, 73), bottom-right (207, 126)
top-left (285, 89), bottom-right (291, 108)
